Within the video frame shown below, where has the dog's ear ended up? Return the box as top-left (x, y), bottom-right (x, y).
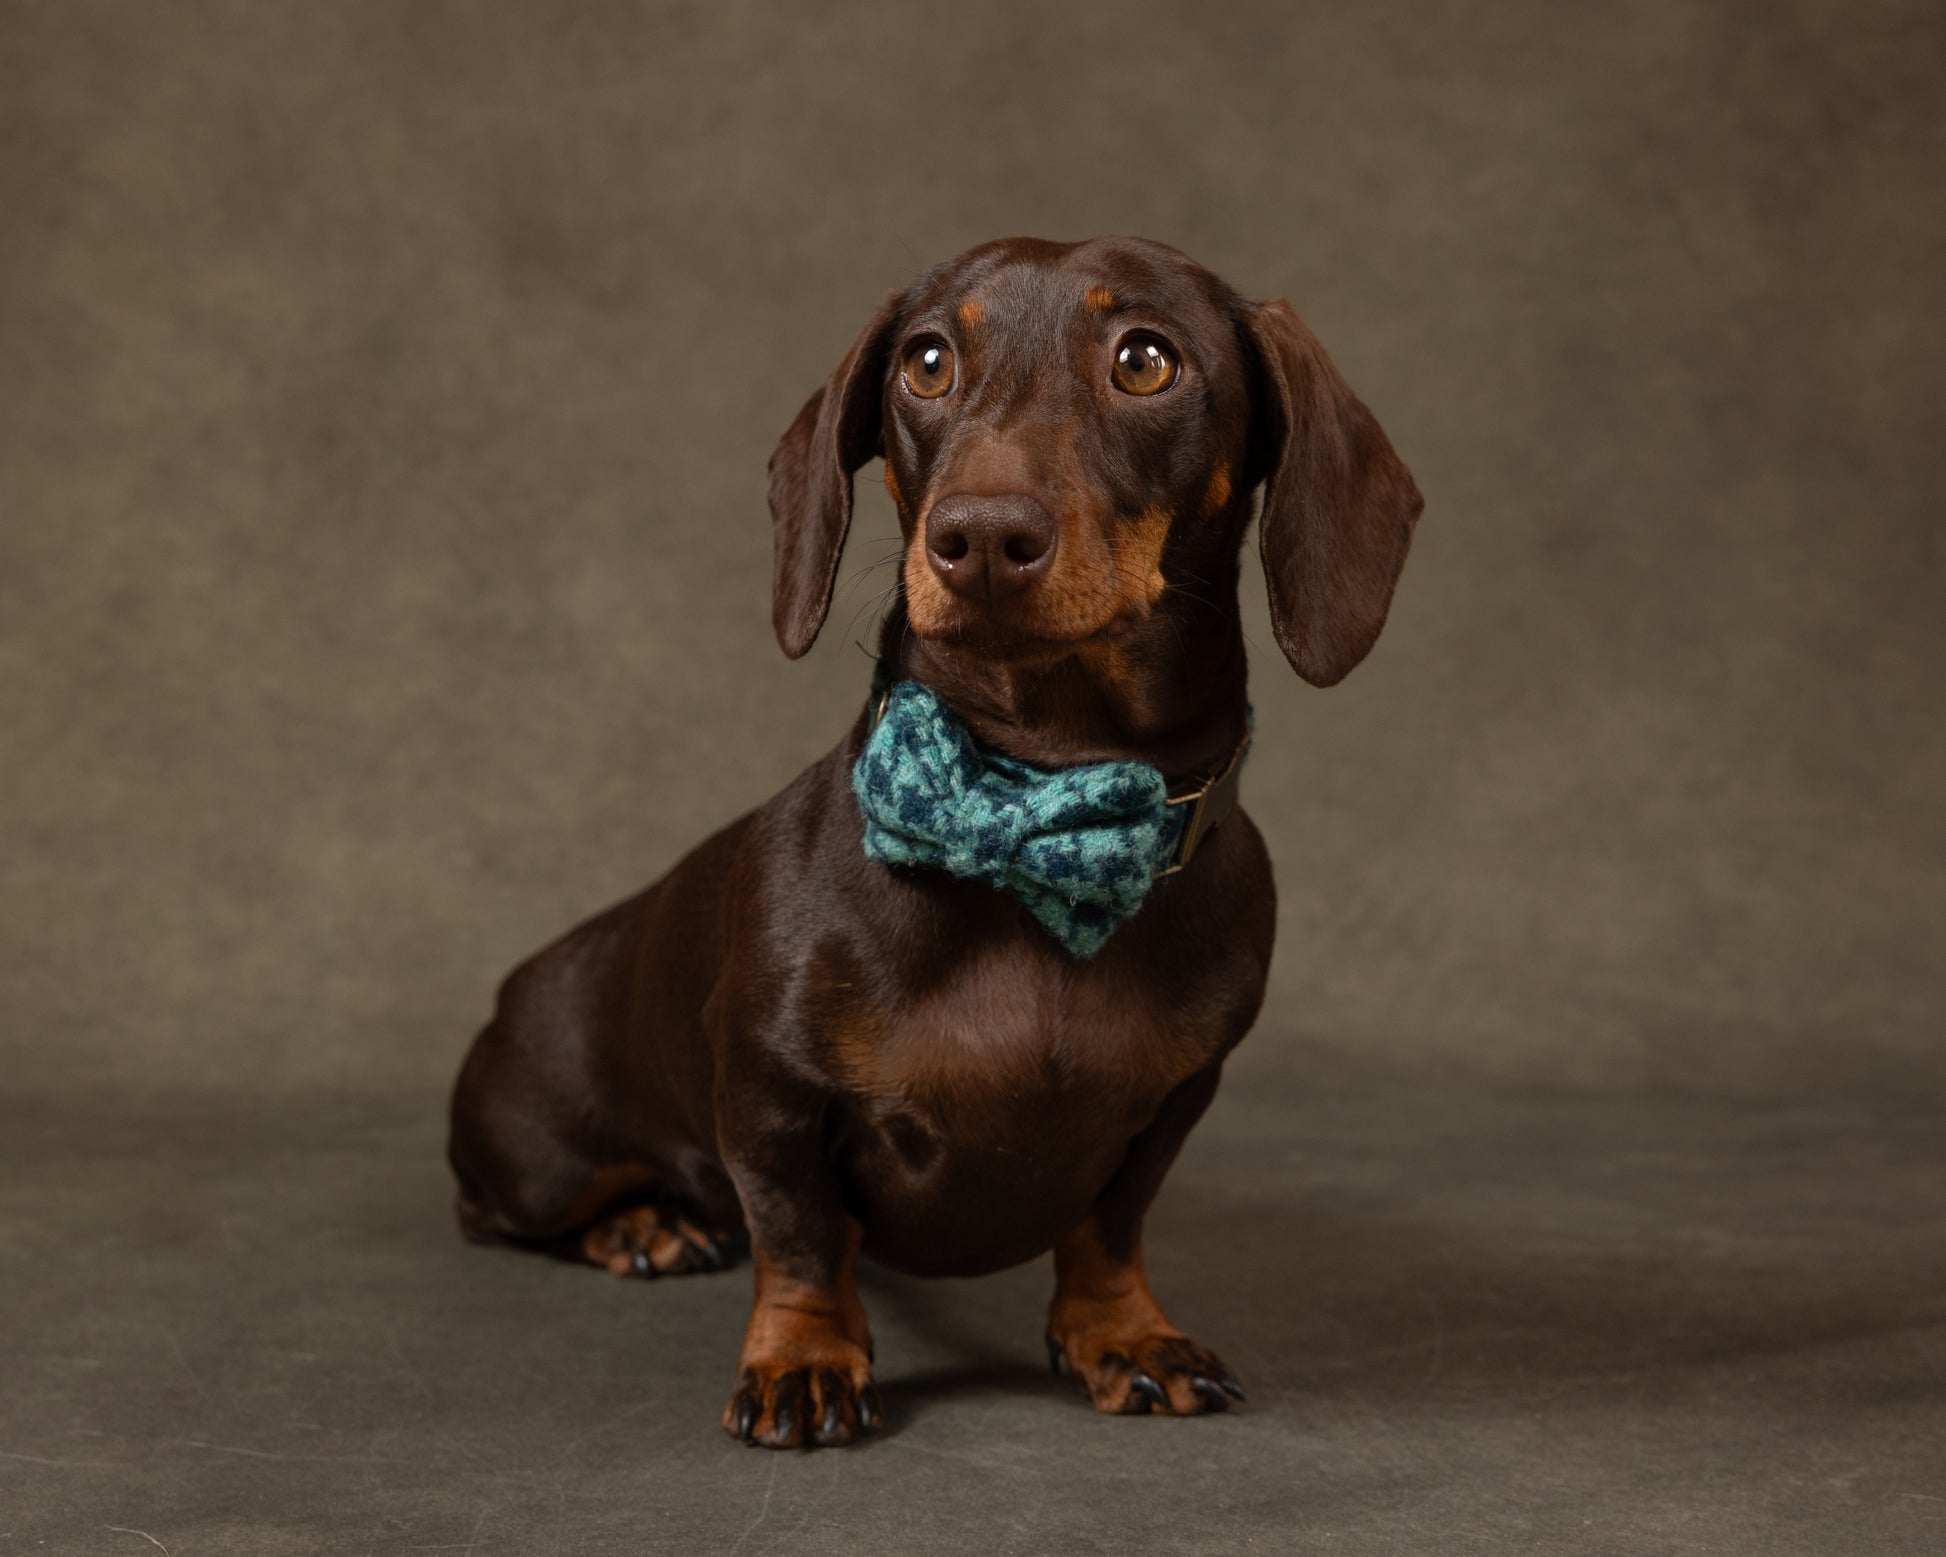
top-left (1241, 298), bottom-right (1424, 687)
top-left (767, 291), bottom-right (902, 659)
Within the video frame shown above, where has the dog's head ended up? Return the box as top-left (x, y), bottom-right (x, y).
top-left (768, 236), bottom-right (1423, 688)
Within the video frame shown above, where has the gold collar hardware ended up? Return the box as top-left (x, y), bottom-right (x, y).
top-left (1154, 731), bottom-right (1250, 878)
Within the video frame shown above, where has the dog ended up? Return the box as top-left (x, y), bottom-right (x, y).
top-left (448, 235), bottom-right (1423, 1449)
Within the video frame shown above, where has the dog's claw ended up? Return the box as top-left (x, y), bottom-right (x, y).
top-left (812, 1368), bottom-right (851, 1446)
top-left (585, 1205), bottom-right (744, 1280)
top-left (1051, 1331), bottom-right (1243, 1416)
top-left (815, 1379), bottom-right (851, 1445)
top-left (725, 1360), bottom-right (878, 1450)
top-left (773, 1371), bottom-right (810, 1447)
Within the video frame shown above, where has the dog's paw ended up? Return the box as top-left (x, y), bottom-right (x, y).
top-left (1046, 1327), bottom-right (1245, 1416)
top-left (581, 1205), bottom-right (745, 1278)
top-left (722, 1345), bottom-right (882, 1449)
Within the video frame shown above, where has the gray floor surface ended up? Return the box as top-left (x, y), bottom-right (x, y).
top-left (6, 1084), bottom-right (1942, 1555)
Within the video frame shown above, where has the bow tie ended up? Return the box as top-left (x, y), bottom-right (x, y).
top-left (850, 677), bottom-right (1247, 958)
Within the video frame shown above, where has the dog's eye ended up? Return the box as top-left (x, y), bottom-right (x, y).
top-left (1112, 335), bottom-right (1178, 396)
top-left (903, 340), bottom-right (956, 399)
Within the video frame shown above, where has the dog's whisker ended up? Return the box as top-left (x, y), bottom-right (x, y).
top-left (841, 577), bottom-right (904, 646)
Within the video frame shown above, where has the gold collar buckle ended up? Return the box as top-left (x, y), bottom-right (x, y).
top-left (1155, 732), bottom-right (1250, 878)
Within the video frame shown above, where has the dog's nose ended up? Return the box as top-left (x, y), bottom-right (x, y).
top-left (924, 494), bottom-right (1057, 602)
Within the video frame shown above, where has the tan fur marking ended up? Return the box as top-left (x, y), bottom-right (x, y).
top-left (1046, 1216), bottom-right (1237, 1416)
top-left (1067, 508), bottom-right (1171, 697)
top-left (1047, 1220), bottom-right (1180, 1411)
top-left (1202, 460), bottom-right (1232, 517)
top-left (723, 1221), bottom-right (877, 1445)
top-left (956, 299), bottom-right (986, 330)
top-left (902, 537), bottom-right (957, 637)
top-left (1123, 507), bottom-right (1172, 607)
top-left (1085, 286), bottom-right (1116, 312)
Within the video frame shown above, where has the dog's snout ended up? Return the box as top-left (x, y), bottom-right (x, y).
top-left (924, 494), bottom-right (1057, 603)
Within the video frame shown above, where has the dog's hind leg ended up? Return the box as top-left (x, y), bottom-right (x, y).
top-left (447, 890), bottom-right (744, 1278)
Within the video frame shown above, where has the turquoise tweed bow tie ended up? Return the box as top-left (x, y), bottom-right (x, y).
top-left (852, 678), bottom-right (1246, 958)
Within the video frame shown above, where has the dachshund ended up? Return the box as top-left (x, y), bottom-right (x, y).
top-left (448, 235), bottom-right (1424, 1448)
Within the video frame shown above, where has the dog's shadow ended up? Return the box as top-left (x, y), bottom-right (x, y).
top-left (856, 1163), bottom-right (1946, 1432)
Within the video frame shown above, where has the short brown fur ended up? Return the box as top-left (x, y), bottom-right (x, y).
top-left (448, 236), bottom-right (1423, 1448)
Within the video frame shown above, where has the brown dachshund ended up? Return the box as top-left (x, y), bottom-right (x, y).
top-left (448, 236), bottom-right (1423, 1448)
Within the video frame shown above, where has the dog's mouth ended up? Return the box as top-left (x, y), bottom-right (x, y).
top-left (902, 589), bottom-right (1149, 661)
top-left (899, 528), bottom-right (1162, 660)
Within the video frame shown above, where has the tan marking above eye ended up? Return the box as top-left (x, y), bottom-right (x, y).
top-left (902, 339), bottom-right (956, 398)
top-left (956, 300), bottom-right (986, 329)
top-left (1085, 286), bottom-right (1116, 311)
top-left (1111, 334), bottom-right (1178, 396)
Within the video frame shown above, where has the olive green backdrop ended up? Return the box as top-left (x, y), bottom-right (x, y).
top-left (3, 3), bottom-right (1942, 1554)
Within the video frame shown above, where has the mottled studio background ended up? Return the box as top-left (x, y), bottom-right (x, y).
top-left (3, 3), bottom-right (1942, 1554)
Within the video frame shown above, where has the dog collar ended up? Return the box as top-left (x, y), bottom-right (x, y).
top-left (851, 674), bottom-right (1249, 957)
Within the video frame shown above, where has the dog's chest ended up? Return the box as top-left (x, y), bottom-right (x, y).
top-left (833, 947), bottom-right (1216, 1139)
top-left (820, 944), bottom-right (1225, 1276)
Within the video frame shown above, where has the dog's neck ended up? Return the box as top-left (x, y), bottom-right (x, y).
top-left (877, 580), bottom-right (1251, 780)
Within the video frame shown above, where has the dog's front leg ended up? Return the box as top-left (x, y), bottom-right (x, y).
top-left (715, 1078), bottom-right (879, 1449)
top-left (1047, 1061), bottom-right (1248, 1415)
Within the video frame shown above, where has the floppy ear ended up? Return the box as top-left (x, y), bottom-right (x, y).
top-left (767, 291), bottom-right (902, 658)
top-left (1243, 298), bottom-right (1425, 687)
